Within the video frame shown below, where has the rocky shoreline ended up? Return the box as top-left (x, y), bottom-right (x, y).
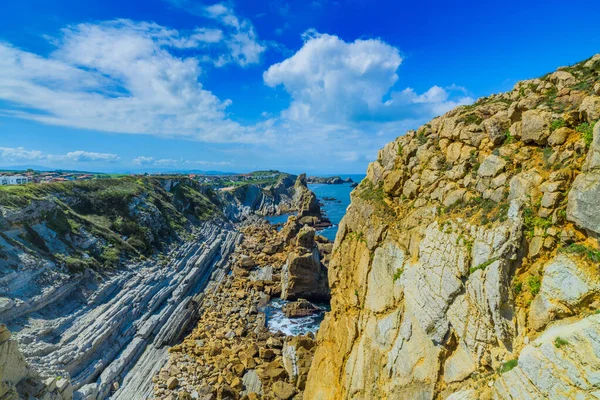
top-left (305, 176), bottom-right (353, 185)
top-left (152, 216), bottom-right (332, 400)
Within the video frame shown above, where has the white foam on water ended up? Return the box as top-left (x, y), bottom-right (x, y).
top-left (264, 298), bottom-right (329, 336)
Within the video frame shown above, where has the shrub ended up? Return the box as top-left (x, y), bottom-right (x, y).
top-left (550, 118), bottom-right (565, 132)
top-left (554, 337), bottom-right (569, 348)
top-left (100, 247), bottom-right (121, 268)
top-left (513, 281), bottom-right (523, 295)
top-left (528, 276), bottom-right (541, 295)
top-left (504, 129), bottom-right (515, 144)
top-left (393, 268), bottom-right (404, 282)
top-left (498, 359), bottom-right (518, 374)
top-left (559, 243), bottom-right (600, 262)
top-left (576, 122), bottom-right (596, 148)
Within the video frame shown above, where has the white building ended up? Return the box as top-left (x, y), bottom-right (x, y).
top-left (0, 175), bottom-right (32, 185)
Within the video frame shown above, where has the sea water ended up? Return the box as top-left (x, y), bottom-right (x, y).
top-left (264, 174), bottom-right (365, 335)
top-left (308, 174), bottom-right (366, 241)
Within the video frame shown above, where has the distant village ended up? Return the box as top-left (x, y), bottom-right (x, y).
top-left (0, 170), bottom-right (281, 187)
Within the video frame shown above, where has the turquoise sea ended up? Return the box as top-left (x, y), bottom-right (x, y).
top-left (307, 174), bottom-right (366, 241)
top-left (265, 174), bottom-right (366, 241)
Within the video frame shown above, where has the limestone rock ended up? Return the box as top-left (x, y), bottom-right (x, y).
top-left (282, 299), bottom-right (320, 318)
top-left (494, 314), bottom-right (600, 399)
top-left (281, 248), bottom-right (329, 301)
top-left (529, 255), bottom-right (597, 330)
top-left (521, 109), bottom-right (552, 144)
top-left (478, 155), bottom-right (507, 178)
top-left (579, 95), bottom-right (600, 122)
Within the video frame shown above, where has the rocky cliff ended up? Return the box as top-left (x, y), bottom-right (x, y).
top-left (305, 54), bottom-right (600, 399)
top-left (0, 174), bottom-right (313, 399)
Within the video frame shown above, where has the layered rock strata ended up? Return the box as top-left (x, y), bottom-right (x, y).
top-left (306, 54), bottom-right (600, 399)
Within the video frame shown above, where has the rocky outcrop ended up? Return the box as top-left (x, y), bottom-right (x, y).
top-left (221, 174), bottom-right (297, 220)
top-left (305, 54), bottom-right (600, 399)
top-left (306, 176), bottom-right (354, 185)
top-left (281, 227), bottom-right (330, 302)
top-left (0, 324), bottom-right (73, 400)
top-left (282, 299), bottom-right (321, 318)
top-left (152, 220), bottom-right (324, 399)
top-left (293, 174), bottom-right (322, 223)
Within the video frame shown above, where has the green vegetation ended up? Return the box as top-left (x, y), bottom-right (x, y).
top-left (528, 276), bottom-right (541, 296)
top-left (397, 144), bottom-right (404, 156)
top-left (554, 337), bottom-right (569, 348)
top-left (575, 122), bottom-right (596, 148)
top-left (550, 118), bottom-right (566, 132)
top-left (469, 257), bottom-right (499, 275)
top-left (498, 359), bottom-right (518, 374)
top-left (559, 243), bottom-right (600, 263)
top-left (393, 268), bottom-right (404, 282)
top-left (513, 281), bottom-right (523, 295)
top-left (0, 176), bottom-right (223, 272)
top-left (523, 207), bottom-right (552, 238)
top-left (358, 179), bottom-right (386, 205)
top-left (458, 112), bottom-right (483, 126)
top-left (504, 129), bottom-right (515, 144)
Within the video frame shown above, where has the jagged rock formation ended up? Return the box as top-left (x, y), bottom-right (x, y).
top-left (281, 226), bottom-right (330, 302)
top-left (0, 323), bottom-right (73, 399)
top-left (152, 220), bottom-right (327, 399)
top-left (221, 174), bottom-right (298, 220)
top-left (306, 176), bottom-right (353, 185)
top-left (305, 54), bottom-right (600, 399)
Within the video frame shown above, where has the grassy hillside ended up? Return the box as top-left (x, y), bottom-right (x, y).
top-left (0, 177), bottom-right (221, 272)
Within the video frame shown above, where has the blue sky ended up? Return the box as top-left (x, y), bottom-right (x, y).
top-left (0, 0), bottom-right (599, 174)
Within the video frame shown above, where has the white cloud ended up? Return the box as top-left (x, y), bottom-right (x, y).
top-left (0, 20), bottom-right (270, 143)
top-left (163, 1), bottom-right (266, 67)
top-left (264, 31), bottom-right (473, 126)
top-left (65, 151), bottom-right (119, 162)
top-left (132, 156), bottom-right (155, 165)
top-left (0, 147), bottom-right (119, 163)
top-left (0, 147), bottom-right (45, 161)
top-left (133, 156), bottom-right (232, 167)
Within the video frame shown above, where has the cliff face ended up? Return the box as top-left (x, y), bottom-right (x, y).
top-left (305, 54), bottom-right (600, 399)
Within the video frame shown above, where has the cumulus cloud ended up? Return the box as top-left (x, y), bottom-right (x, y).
top-left (260, 31), bottom-right (473, 165)
top-left (0, 147), bottom-right (119, 163)
top-left (0, 18), bottom-right (267, 143)
top-left (264, 31), bottom-right (473, 126)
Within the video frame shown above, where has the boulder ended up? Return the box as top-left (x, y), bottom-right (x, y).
top-left (477, 155), bottom-right (507, 178)
top-left (529, 255), bottom-right (596, 330)
top-left (567, 124), bottom-right (600, 235)
top-left (547, 127), bottom-right (573, 146)
top-left (167, 377), bottom-right (179, 390)
top-left (281, 248), bottom-right (329, 301)
top-left (579, 95), bottom-right (600, 123)
top-left (483, 114), bottom-right (510, 145)
top-left (282, 299), bottom-right (321, 318)
top-left (272, 381), bottom-right (296, 400)
top-left (521, 110), bottom-right (552, 144)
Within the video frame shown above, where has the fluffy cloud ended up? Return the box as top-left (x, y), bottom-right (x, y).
top-left (0, 17), bottom-right (266, 143)
top-left (260, 31), bottom-right (473, 165)
top-left (0, 147), bottom-right (45, 161)
top-left (65, 151), bottom-right (120, 162)
top-left (264, 31), bottom-right (472, 125)
top-left (0, 147), bottom-right (119, 163)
